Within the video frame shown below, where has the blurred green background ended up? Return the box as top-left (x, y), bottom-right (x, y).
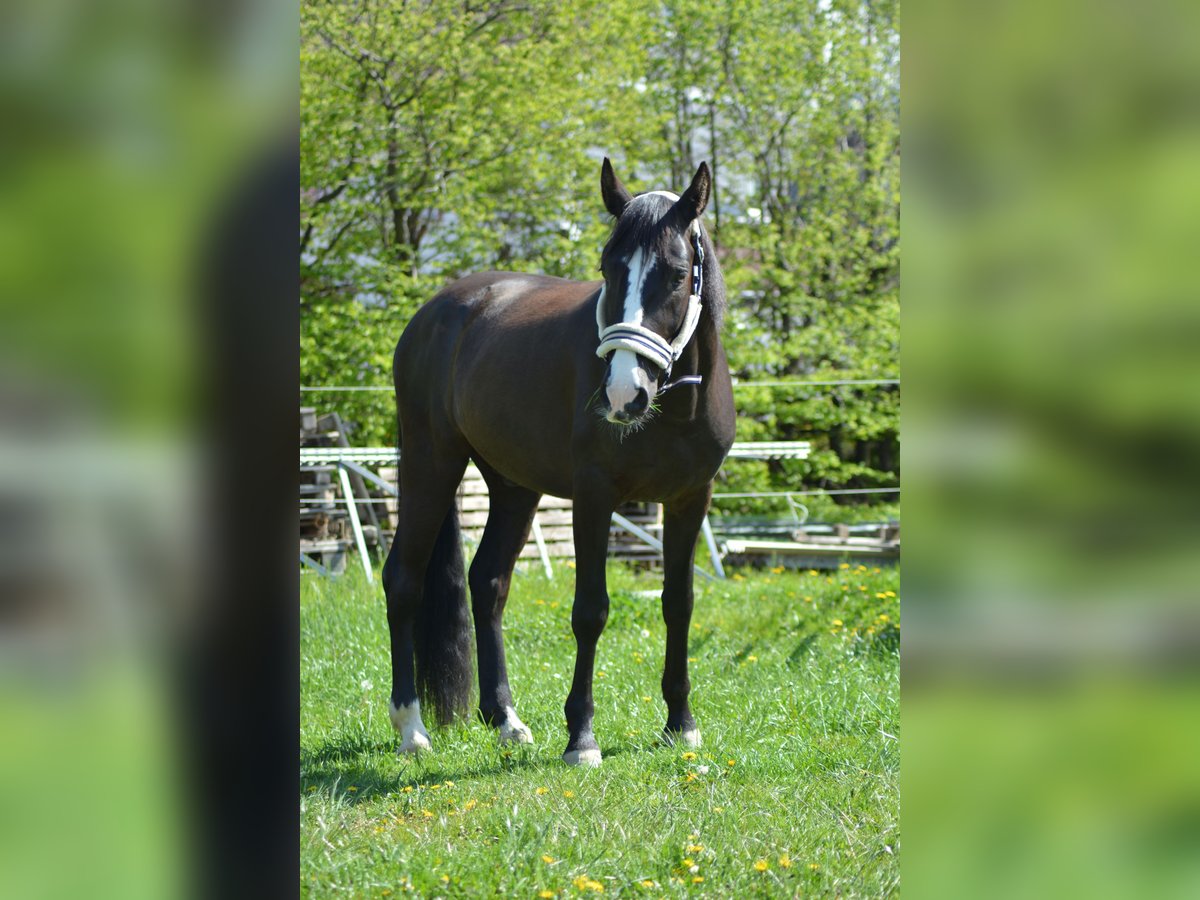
top-left (904, 0), bottom-right (1200, 896)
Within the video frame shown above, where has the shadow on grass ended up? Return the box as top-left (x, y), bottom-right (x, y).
top-left (787, 633), bottom-right (819, 667)
top-left (301, 737), bottom-right (648, 804)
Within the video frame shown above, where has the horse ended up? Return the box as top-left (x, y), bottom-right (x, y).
top-left (382, 158), bottom-right (735, 766)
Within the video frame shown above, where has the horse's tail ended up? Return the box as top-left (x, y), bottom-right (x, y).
top-left (414, 505), bottom-right (474, 726)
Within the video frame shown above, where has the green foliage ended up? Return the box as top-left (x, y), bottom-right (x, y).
top-left (301, 0), bottom-right (899, 515)
top-left (301, 563), bottom-right (900, 896)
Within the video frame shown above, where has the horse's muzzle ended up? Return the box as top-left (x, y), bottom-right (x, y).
top-left (604, 386), bottom-right (650, 425)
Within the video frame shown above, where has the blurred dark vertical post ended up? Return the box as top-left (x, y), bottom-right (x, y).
top-left (0, 0), bottom-right (298, 897)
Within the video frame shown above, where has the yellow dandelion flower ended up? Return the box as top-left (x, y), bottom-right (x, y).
top-left (539, 892), bottom-right (555, 899)
top-left (586, 879), bottom-right (605, 892)
top-left (771, 566), bottom-right (785, 574)
top-left (640, 880), bottom-right (655, 888)
top-left (597, 671), bottom-right (607, 678)
top-left (688, 833), bottom-right (699, 840)
top-left (464, 798), bottom-right (477, 810)
top-left (402, 785), bottom-right (413, 793)
top-left (681, 858), bottom-right (695, 867)
top-left (429, 783), bottom-right (440, 790)
top-left (732, 573), bottom-right (744, 581)
top-left (839, 563), bottom-right (850, 569)
top-left (681, 751), bottom-right (697, 761)
top-left (693, 876), bottom-right (704, 883)
top-left (642, 695), bottom-right (652, 702)
top-left (747, 654), bottom-right (758, 662)
top-left (831, 619), bottom-right (843, 627)
top-left (563, 790), bottom-right (575, 798)
top-left (714, 806), bottom-right (724, 812)
top-left (688, 656), bottom-right (698, 662)
top-left (878, 614), bottom-right (890, 623)
top-left (685, 772), bottom-right (697, 782)
top-left (542, 855), bottom-right (556, 864)
top-left (421, 810), bottom-right (433, 818)
top-left (687, 844), bottom-right (704, 853)
top-left (779, 855), bottom-right (792, 868)
top-left (536, 786), bottom-right (549, 795)
top-left (875, 592), bottom-right (888, 599)
top-left (440, 875), bottom-right (449, 884)
top-left (347, 786), bottom-right (358, 792)
top-left (727, 759), bottom-right (736, 766)
top-left (754, 859), bottom-right (770, 872)
top-left (573, 875), bottom-right (589, 890)
top-left (809, 862), bottom-right (820, 870)
top-left (444, 780), bottom-right (455, 787)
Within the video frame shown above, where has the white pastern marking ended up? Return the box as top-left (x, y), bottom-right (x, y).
top-left (563, 748), bottom-right (603, 767)
top-left (389, 699), bottom-right (432, 754)
top-left (604, 248), bottom-right (656, 415)
top-left (498, 705), bottom-right (533, 745)
top-left (662, 727), bottom-right (702, 748)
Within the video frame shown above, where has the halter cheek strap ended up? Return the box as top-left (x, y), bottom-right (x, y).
top-left (595, 233), bottom-right (705, 390)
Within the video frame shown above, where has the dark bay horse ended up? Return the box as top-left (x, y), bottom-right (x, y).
top-left (383, 159), bottom-right (735, 766)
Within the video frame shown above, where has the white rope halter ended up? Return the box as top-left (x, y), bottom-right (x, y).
top-left (595, 232), bottom-right (705, 389)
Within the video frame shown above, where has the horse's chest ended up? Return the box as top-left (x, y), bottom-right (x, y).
top-left (609, 434), bottom-right (727, 503)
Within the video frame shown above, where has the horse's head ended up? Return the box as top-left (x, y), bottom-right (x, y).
top-left (595, 158), bottom-right (711, 427)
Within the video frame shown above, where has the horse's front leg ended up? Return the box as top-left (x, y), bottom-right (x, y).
top-left (562, 470), bottom-right (616, 766)
top-left (660, 485), bottom-right (712, 748)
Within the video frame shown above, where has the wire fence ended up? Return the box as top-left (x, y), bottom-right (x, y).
top-left (300, 378), bottom-right (898, 393)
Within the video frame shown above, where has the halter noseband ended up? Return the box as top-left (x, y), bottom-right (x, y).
top-left (595, 231), bottom-right (705, 391)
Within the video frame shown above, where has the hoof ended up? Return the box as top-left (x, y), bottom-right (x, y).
top-left (562, 747), bottom-right (603, 767)
top-left (390, 699), bottom-right (432, 755)
top-left (663, 727), bottom-right (702, 748)
top-left (497, 706), bottom-right (533, 745)
top-left (499, 721), bottom-right (533, 745)
top-left (398, 732), bottom-right (432, 755)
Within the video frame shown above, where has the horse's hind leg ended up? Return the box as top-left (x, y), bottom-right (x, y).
top-left (659, 486), bottom-right (711, 748)
top-left (382, 447), bottom-right (468, 754)
top-left (468, 471), bottom-right (541, 745)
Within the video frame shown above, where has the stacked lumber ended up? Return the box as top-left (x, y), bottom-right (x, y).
top-left (299, 408), bottom-right (384, 574)
top-left (457, 465), bottom-right (575, 559)
top-left (381, 462), bottom-right (664, 565)
top-left (721, 522), bottom-right (899, 570)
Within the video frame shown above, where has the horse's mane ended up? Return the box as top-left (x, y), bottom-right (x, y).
top-left (599, 192), bottom-right (727, 330)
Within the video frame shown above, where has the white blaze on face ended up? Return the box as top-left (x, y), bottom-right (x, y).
top-left (605, 246), bottom-right (657, 416)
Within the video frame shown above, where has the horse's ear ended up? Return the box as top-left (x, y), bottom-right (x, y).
top-left (601, 157), bottom-right (633, 219)
top-left (673, 161), bottom-right (711, 224)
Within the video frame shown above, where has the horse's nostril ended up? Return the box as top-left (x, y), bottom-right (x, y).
top-left (625, 387), bottom-right (649, 416)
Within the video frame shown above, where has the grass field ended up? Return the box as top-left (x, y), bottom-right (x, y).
top-left (301, 559), bottom-right (900, 898)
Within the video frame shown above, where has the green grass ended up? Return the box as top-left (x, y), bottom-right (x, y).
top-left (301, 561), bottom-right (900, 898)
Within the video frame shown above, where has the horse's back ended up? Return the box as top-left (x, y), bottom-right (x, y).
top-left (393, 272), bottom-right (599, 484)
